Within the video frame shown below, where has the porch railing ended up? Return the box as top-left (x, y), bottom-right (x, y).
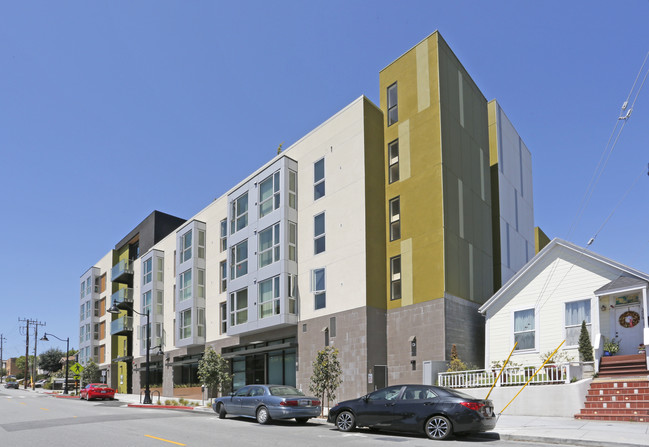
top-left (437, 362), bottom-right (590, 388)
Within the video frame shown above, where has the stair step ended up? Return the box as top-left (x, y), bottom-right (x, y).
top-left (578, 408), bottom-right (649, 416)
top-left (591, 380), bottom-right (649, 388)
top-left (585, 401), bottom-right (649, 410)
top-left (575, 413), bottom-right (649, 422)
top-left (587, 395), bottom-right (649, 403)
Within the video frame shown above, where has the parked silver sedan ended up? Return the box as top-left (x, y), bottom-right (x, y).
top-left (212, 385), bottom-right (321, 424)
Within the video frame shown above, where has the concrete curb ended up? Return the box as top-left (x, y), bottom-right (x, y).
top-left (498, 434), bottom-right (646, 447)
top-left (127, 404), bottom-right (195, 410)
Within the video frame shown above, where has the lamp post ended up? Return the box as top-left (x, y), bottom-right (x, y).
top-left (107, 299), bottom-right (152, 404)
top-left (40, 333), bottom-right (70, 395)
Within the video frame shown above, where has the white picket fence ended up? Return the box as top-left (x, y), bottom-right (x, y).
top-left (437, 363), bottom-right (587, 388)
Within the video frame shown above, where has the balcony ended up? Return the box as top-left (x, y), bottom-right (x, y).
top-left (111, 288), bottom-right (134, 305)
top-left (110, 316), bottom-right (133, 335)
top-left (111, 259), bottom-right (133, 284)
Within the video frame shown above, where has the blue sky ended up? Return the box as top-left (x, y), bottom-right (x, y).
top-left (1, 1), bottom-right (648, 359)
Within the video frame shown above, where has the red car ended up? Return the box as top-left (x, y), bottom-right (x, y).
top-left (79, 383), bottom-right (116, 401)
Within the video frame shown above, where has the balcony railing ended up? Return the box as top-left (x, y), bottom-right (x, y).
top-left (110, 316), bottom-right (133, 335)
top-left (111, 259), bottom-right (133, 284)
top-left (111, 288), bottom-right (134, 305)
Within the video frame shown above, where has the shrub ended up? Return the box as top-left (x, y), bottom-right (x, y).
top-left (578, 320), bottom-right (594, 362)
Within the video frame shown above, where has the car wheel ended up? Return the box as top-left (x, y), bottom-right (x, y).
top-left (425, 415), bottom-right (452, 440)
top-left (256, 406), bottom-right (271, 425)
top-left (335, 410), bottom-right (356, 432)
top-left (217, 403), bottom-right (226, 419)
top-left (295, 417), bottom-right (309, 424)
top-left (79, 394), bottom-right (83, 400)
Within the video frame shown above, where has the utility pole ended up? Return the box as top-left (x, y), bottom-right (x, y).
top-left (20, 318), bottom-right (29, 390)
top-left (32, 321), bottom-right (45, 390)
top-left (0, 334), bottom-right (7, 383)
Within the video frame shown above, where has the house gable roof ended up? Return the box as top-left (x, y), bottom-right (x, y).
top-left (479, 238), bottom-right (649, 314)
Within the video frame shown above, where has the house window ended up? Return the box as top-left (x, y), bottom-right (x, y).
top-left (181, 230), bottom-right (192, 263)
top-left (312, 268), bottom-right (326, 310)
top-left (514, 308), bottom-right (535, 350)
top-left (259, 276), bottom-right (280, 319)
top-left (565, 299), bottom-right (591, 346)
top-left (389, 197), bottom-right (401, 241)
top-left (220, 302), bottom-right (227, 334)
top-left (157, 258), bottom-right (164, 282)
top-left (180, 309), bottom-right (191, 339)
top-left (259, 223), bottom-right (280, 268)
top-left (387, 82), bottom-right (398, 126)
top-left (219, 260), bottom-right (227, 293)
top-left (288, 274), bottom-right (297, 314)
top-left (220, 219), bottom-right (228, 252)
top-left (231, 240), bottom-right (248, 279)
top-left (143, 258), bottom-right (152, 285)
top-left (197, 269), bottom-right (205, 298)
top-left (198, 230), bottom-right (206, 259)
top-left (288, 169), bottom-right (297, 209)
top-left (314, 212), bottom-right (325, 254)
top-left (142, 291), bottom-right (152, 316)
top-left (388, 139), bottom-right (399, 183)
top-left (390, 255), bottom-right (401, 300)
top-left (179, 269), bottom-right (192, 302)
top-left (231, 192), bottom-right (249, 234)
top-left (288, 222), bottom-right (297, 261)
top-left (314, 158), bottom-right (325, 200)
top-left (230, 288), bottom-right (248, 325)
top-left (197, 308), bottom-right (205, 337)
top-left (259, 171), bottom-right (280, 218)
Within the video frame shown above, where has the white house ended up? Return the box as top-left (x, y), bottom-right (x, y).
top-left (479, 238), bottom-right (648, 371)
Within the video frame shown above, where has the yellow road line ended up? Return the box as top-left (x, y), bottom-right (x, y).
top-left (40, 408), bottom-right (49, 411)
top-left (19, 402), bottom-right (27, 405)
top-left (145, 435), bottom-right (186, 446)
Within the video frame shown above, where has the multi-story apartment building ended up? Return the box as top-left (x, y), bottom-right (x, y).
top-left (79, 31), bottom-right (539, 401)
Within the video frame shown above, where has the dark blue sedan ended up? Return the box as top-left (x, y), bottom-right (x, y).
top-left (327, 385), bottom-right (496, 440)
top-left (213, 385), bottom-right (321, 424)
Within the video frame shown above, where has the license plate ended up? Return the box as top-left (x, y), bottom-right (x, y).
top-left (485, 407), bottom-right (492, 416)
top-left (299, 399), bottom-right (310, 406)
top-left (101, 390), bottom-right (106, 393)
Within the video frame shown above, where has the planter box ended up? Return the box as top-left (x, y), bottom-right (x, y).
top-left (173, 386), bottom-right (202, 400)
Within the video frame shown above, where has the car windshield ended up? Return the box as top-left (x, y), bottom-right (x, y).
top-left (269, 386), bottom-right (304, 396)
top-left (92, 384), bottom-right (110, 388)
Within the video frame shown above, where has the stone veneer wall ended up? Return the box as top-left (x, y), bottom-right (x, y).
top-left (444, 293), bottom-right (485, 368)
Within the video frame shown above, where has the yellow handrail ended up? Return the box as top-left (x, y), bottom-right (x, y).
top-left (499, 340), bottom-right (565, 414)
top-left (485, 342), bottom-right (517, 400)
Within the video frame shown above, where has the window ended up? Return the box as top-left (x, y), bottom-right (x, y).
top-left (220, 219), bottom-right (227, 252)
top-left (288, 222), bottom-right (297, 261)
top-left (197, 308), bottom-right (205, 337)
top-left (231, 240), bottom-right (248, 279)
top-left (181, 231), bottom-right (192, 263)
top-left (198, 230), bottom-right (205, 259)
top-left (80, 304), bottom-right (84, 321)
top-left (387, 82), bottom-right (398, 126)
top-left (259, 171), bottom-right (280, 217)
top-left (314, 158), bottom-right (325, 200)
top-left (157, 258), bottom-right (164, 282)
top-left (231, 192), bottom-right (249, 234)
top-left (390, 256), bottom-right (401, 300)
top-left (179, 269), bottom-right (192, 301)
top-left (314, 213), bottom-right (325, 254)
top-left (197, 269), bottom-right (205, 298)
top-left (288, 169), bottom-right (297, 209)
top-left (142, 290), bottom-right (152, 316)
top-left (312, 268), bottom-right (326, 310)
top-left (85, 323), bottom-right (90, 341)
top-left (514, 309), bottom-right (535, 350)
top-left (565, 299), bottom-right (591, 346)
top-left (80, 282), bottom-right (85, 299)
top-left (85, 301), bottom-right (91, 319)
top-left (180, 309), bottom-right (191, 339)
top-left (389, 197), bottom-right (401, 241)
top-left (156, 291), bottom-right (163, 316)
top-left (230, 288), bottom-right (248, 325)
top-left (220, 302), bottom-right (227, 334)
top-left (388, 139), bottom-right (399, 183)
top-left (330, 317), bottom-right (336, 338)
top-left (259, 223), bottom-right (280, 268)
top-left (219, 260), bottom-right (227, 293)
top-left (288, 274), bottom-right (297, 314)
top-left (94, 300), bottom-right (100, 317)
top-left (143, 258), bottom-right (152, 285)
top-left (86, 277), bottom-right (91, 296)
top-left (259, 276), bottom-right (281, 319)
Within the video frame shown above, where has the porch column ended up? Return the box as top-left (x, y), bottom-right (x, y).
top-left (643, 287), bottom-right (648, 370)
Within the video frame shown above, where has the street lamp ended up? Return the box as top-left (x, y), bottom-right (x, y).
top-left (107, 299), bottom-right (152, 404)
top-left (40, 333), bottom-right (70, 395)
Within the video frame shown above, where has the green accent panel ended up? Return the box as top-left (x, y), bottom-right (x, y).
top-left (535, 227), bottom-right (550, 253)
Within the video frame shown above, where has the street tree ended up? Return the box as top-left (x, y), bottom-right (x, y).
top-left (578, 320), bottom-right (594, 362)
top-left (309, 346), bottom-right (342, 415)
top-left (81, 361), bottom-right (101, 385)
top-left (39, 348), bottom-right (65, 374)
top-left (197, 346), bottom-right (232, 402)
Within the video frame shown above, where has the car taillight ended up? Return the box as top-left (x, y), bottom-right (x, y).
top-left (311, 400), bottom-right (321, 406)
top-left (459, 401), bottom-right (484, 412)
top-left (280, 400), bottom-right (299, 406)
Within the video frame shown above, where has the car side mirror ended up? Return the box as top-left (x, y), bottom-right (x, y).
top-left (362, 395), bottom-right (369, 402)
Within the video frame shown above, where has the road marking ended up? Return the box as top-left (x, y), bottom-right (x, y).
top-left (40, 408), bottom-right (49, 411)
top-left (145, 435), bottom-right (186, 446)
top-left (19, 402), bottom-right (27, 405)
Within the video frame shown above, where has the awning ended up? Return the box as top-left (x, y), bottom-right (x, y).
top-left (221, 342), bottom-right (296, 359)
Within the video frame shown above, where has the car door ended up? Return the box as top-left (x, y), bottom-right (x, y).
top-left (389, 385), bottom-right (439, 432)
top-left (240, 386), bottom-right (265, 416)
top-left (355, 385), bottom-right (404, 427)
top-left (228, 386), bottom-right (250, 415)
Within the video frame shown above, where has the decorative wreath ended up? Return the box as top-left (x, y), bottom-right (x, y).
top-left (619, 310), bottom-right (640, 328)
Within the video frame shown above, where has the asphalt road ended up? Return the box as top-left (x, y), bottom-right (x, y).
top-left (0, 388), bottom-right (567, 447)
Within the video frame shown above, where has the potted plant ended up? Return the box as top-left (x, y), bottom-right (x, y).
top-left (603, 337), bottom-right (620, 356)
top-left (639, 344), bottom-right (646, 354)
